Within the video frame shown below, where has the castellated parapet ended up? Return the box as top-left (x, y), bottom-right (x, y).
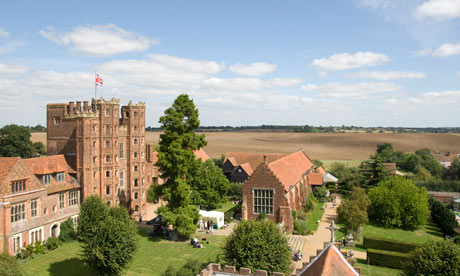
top-left (46, 97), bottom-right (151, 218)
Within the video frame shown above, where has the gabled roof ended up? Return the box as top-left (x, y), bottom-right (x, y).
top-left (227, 157), bottom-right (238, 166)
top-left (225, 152), bottom-right (287, 170)
top-left (318, 167), bottom-right (326, 174)
top-left (267, 151), bottom-right (314, 191)
top-left (0, 157), bottom-right (21, 182)
top-left (194, 148), bottom-right (210, 161)
top-left (308, 173), bottom-right (324, 186)
top-left (23, 155), bottom-right (76, 174)
top-left (239, 163), bottom-right (253, 176)
top-left (298, 243), bottom-right (359, 276)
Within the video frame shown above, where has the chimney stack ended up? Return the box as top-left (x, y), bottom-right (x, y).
top-left (83, 101), bottom-right (89, 111)
top-left (76, 101), bottom-right (82, 112)
top-left (68, 102), bottom-right (75, 114)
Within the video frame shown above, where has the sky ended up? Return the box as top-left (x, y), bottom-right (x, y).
top-left (0, 0), bottom-right (459, 127)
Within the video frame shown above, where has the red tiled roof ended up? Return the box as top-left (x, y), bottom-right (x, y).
top-left (224, 152), bottom-right (287, 170)
top-left (194, 148), bottom-right (210, 161)
top-left (239, 163), bottom-right (253, 176)
top-left (308, 173), bottom-right (324, 186)
top-left (23, 155), bottom-right (76, 174)
top-left (227, 157), bottom-right (238, 166)
top-left (0, 157), bottom-right (21, 181)
top-left (299, 243), bottom-right (359, 276)
top-left (318, 167), bottom-right (326, 174)
top-left (267, 151), bottom-right (314, 191)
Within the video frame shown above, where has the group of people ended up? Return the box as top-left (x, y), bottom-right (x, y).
top-left (198, 219), bottom-right (214, 233)
top-left (191, 237), bottom-right (204, 248)
top-left (293, 250), bottom-right (303, 261)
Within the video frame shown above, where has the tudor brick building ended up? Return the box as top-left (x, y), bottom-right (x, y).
top-left (0, 155), bottom-right (80, 255)
top-left (46, 98), bottom-right (152, 217)
top-left (242, 151), bottom-right (324, 233)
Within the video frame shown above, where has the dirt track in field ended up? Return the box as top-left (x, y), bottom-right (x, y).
top-left (32, 132), bottom-right (460, 161)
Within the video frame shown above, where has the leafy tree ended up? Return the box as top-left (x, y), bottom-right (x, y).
top-left (153, 94), bottom-right (207, 237)
top-left (313, 186), bottom-right (327, 203)
top-left (0, 253), bottom-right (22, 276)
top-left (189, 159), bottom-right (229, 210)
top-left (400, 153), bottom-right (422, 172)
top-left (444, 158), bottom-right (460, 181)
top-left (223, 220), bottom-right (291, 274)
top-left (0, 124), bottom-right (36, 158)
top-left (312, 159), bottom-right (323, 168)
top-left (212, 154), bottom-right (226, 168)
top-left (227, 182), bottom-right (242, 202)
top-left (33, 142), bottom-right (46, 156)
top-left (58, 218), bottom-right (76, 242)
top-left (415, 148), bottom-right (444, 177)
top-left (403, 241), bottom-right (460, 276)
top-left (429, 197), bottom-right (458, 236)
top-left (338, 187), bottom-right (370, 231)
top-left (328, 162), bottom-right (351, 179)
top-left (77, 196), bottom-right (138, 275)
top-left (368, 177), bottom-right (429, 229)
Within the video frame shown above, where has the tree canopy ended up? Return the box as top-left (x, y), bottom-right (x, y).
top-left (223, 220), bottom-right (291, 275)
top-left (368, 177), bottom-right (429, 229)
top-left (338, 187), bottom-right (370, 231)
top-left (77, 196), bottom-right (138, 275)
top-left (152, 94), bottom-right (208, 237)
top-left (0, 124), bottom-right (37, 158)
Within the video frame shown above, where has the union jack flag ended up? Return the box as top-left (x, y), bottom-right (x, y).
top-left (95, 74), bottom-right (103, 87)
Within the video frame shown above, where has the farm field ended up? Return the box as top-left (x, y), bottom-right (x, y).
top-left (32, 132), bottom-right (460, 161)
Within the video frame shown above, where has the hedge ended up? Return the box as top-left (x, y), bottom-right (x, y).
top-left (367, 248), bottom-right (410, 269)
top-left (363, 236), bottom-right (418, 253)
top-left (224, 203), bottom-right (242, 223)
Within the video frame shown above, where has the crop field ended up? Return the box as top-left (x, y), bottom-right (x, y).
top-left (32, 132), bottom-right (460, 161)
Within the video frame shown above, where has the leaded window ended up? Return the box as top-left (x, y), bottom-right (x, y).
top-left (253, 189), bottom-right (274, 215)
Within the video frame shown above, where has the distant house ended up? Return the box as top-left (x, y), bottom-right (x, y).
top-left (222, 152), bottom-right (287, 183)
top-left (242, 151), bottom-right (325, 233)
top-left (0, 155), bottom-right (81, 255)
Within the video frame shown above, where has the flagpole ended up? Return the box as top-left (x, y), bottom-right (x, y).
top-left (94, 70), bottom-right (97, 99)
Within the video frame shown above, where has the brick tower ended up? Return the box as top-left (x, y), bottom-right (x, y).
top-left (46, 98), bottom-right (151, 217)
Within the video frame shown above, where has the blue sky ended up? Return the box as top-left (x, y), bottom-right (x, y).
top-left (0, 0), bottom-right (459, 127)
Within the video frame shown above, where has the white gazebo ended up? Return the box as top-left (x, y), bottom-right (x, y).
top-left (199, 210), bottom-right (225, 229)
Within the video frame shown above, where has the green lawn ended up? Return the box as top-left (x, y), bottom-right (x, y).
top-left (355, 258), bottom-right (402, 276)
top-left (21, 232), bottom-right (226, 276)
top-left (215, 201), bottom-right (237, 213)
top-left (305, 202), bottom-right (324, 233)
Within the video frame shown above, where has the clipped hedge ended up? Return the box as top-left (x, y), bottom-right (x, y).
top-left (363, 236), bottom-right (419, 253)
top-left (367, 248), bottom-right (410, 269)
top-left (224, 203), bottom-right (241, 223)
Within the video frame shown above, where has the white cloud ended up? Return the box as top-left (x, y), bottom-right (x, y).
top-left (415, 0), bottom-right (460, 20)
top-left (317, 71), bottom-right (328, 77)
top-left (229, 62), bottom-right (277, 76)
top-left (349, 71), bottom-right (426, 80)
top-left (0, 63), bottom-right (28, 77)
top-left (39, 24), bottom-right (159, 56)
top-left (413, 49), bottom-right (432, 56)
top-left (354, 0), bottom-right (421, 22)
top-left (0, 27), bottom-right (9, 38)
top-left (384, 98), bottom-right (398, 104)
top-left (301, 82), bottom-right (401, 99)
top-left (265, 78), bottom-right (303, 87)
top-left (432, 42), bottom-right (460, 57)
top-left (0, 47), bottom-right (7, 55)
top-left (408, 90), bottom-right (460, 104)
top-left (311, 51), bottom-right (389, 70)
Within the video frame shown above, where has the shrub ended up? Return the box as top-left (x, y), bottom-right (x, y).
top-left (303, 193), bottom-right (314, 212)
top-left (33, 241), bottom-right (45, 255)
top-left (59, 218), bottom-right (77, 242)
top-left (313, 186), bottom-right (327, 203)
top-left (45, 237), bottom-right (61, 251)
top-left (403, 241), bottom-right (460, 276)
top-left (0, 253), bottom-right (22, 276)
top-left (257, 213), bottom-right (266, 221)
top-left (367, 248), bottom-right (410, 269)
top-left (338, 187), bottom-right (370, 231)
top-left (293, 220), bottom-right (308, 235)
top-left (363, 236), bottom-right (419, 253)
top-left (224, 210), bottom-right (234, 223)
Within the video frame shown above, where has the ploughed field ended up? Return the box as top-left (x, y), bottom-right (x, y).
top-left (32, 132), bottom-right (460, 161)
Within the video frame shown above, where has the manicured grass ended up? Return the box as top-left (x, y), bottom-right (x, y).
top-left (336, 222), bottom-right (443, 245)
top-left (215, 200), bottom-right (237, 213)
top-left (21, 233), bottom-right (226, 276)
top-left (361, 223), bottom-right (443, 245)
top-left (305, 202), bottom-right (324, 233)
top-left (355, 258), bottom-right (402, 276)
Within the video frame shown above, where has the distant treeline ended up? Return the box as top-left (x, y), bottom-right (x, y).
top-left (146, 125), bottom-right (460, 133)
top-left (28, 124), bottom-right (46, 132)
